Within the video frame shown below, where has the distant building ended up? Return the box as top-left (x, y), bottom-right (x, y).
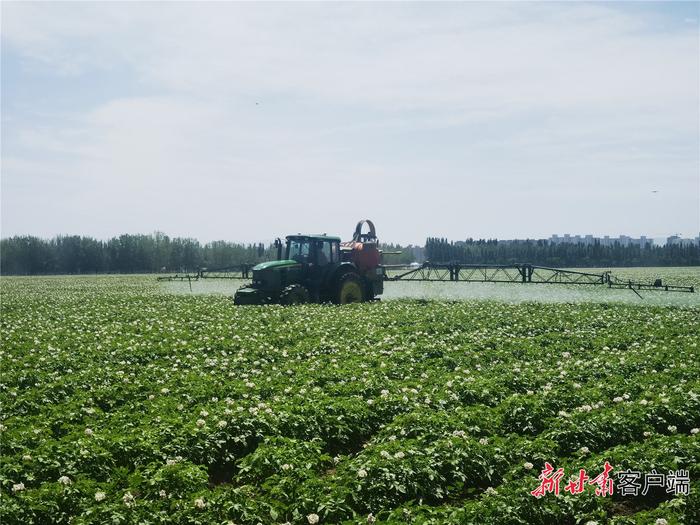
top-left (666, 235), bottom-right (700, 247)
top-left (548, 234), bottom-right (652, 247)
top-left (472, 234), bottom-right (691, 248)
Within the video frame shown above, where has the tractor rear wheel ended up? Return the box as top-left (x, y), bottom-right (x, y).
top-left (335, 272), bottom-right (364, 304)
top-left (279, 284), bottom-right (309, 305)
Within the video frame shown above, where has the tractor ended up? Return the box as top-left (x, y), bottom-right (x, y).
top-left (233, 220), bottom-right (384, 305)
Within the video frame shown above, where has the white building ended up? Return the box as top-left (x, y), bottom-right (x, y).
top-left (549, 234), bottom-right (652, 247)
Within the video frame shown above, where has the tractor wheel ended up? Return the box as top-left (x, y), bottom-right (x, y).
top-left (335, 272), bottom-right (364, 304)
top-left (279, 284), bottom-right (309, 306)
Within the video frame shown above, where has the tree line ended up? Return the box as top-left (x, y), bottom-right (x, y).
top-left (424, 237), bottom-right (700, 267)
top-left (0, 233), bottom-right (274, 275)
top-left (3, 233), bottom-right (697, 275)
top-left (0, 233), bottom-right (422, 275)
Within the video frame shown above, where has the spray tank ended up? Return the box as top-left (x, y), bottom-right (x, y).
top-left (340, 219), bottom-right (381, 272)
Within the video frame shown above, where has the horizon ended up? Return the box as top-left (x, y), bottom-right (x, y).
top-left (2, 229), bottom-right (697, 247)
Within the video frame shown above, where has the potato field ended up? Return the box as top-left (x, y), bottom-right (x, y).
top-left (1, 274), bottom-right (699, 524)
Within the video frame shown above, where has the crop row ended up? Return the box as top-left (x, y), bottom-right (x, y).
top-left (1, 275), bottom-right (698, 524)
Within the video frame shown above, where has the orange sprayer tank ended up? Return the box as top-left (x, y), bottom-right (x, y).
top-left (340, 240), bottom-right (380, 272)
top-left (341, 219), bottom-right (381, 274)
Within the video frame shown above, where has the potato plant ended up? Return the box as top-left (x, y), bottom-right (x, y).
top-left (1, 275), bottom-right (698, 524)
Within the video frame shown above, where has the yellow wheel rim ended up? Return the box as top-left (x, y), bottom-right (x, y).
top-left (340, 281), bottom-right (362, 304)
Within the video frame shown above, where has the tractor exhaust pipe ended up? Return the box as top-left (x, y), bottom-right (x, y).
top-left (274, 238), bottom-right (283, 260)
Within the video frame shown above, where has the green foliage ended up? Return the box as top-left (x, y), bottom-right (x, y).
top-left (0, 234), bottom-right (424, 275)
top-left (0, 233), bottom-right (273, 275)
top-left (1, 275), bottom-right (698, 524)
top-left (425, 237), bottom-right (700, 266)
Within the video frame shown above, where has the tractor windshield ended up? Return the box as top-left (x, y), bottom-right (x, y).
top-left (287, 239), bottom-right (311, 263)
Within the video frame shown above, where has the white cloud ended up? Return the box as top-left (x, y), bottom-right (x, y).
top-left (1, 2), bottom-right (698, 242)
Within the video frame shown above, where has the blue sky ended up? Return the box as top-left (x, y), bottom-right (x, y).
top-left (2, 1), bottom-right (698, 244)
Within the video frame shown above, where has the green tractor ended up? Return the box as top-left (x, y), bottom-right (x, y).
top-left (233, 220), bottom-right (384, 305)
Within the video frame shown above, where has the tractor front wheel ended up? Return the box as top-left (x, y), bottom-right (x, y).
top-left (335, 273), bottom-right (364, 304)
top-left (279, 284), bottom-right (309, 305)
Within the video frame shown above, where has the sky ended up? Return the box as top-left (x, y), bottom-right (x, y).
top-left (1, 1), bottom-right (699, 245)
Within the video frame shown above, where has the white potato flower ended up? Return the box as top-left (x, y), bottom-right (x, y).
top-left (122, 491), bottom-right (134, 507)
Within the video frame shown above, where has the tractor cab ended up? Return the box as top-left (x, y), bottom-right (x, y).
top-left (285, 235), bottom-right (340, 300)
top-left (285, 235), bottom-right (340, 267)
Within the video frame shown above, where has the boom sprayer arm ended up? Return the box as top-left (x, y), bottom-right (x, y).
top-left (386, 262), bottom-right (694, 297)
